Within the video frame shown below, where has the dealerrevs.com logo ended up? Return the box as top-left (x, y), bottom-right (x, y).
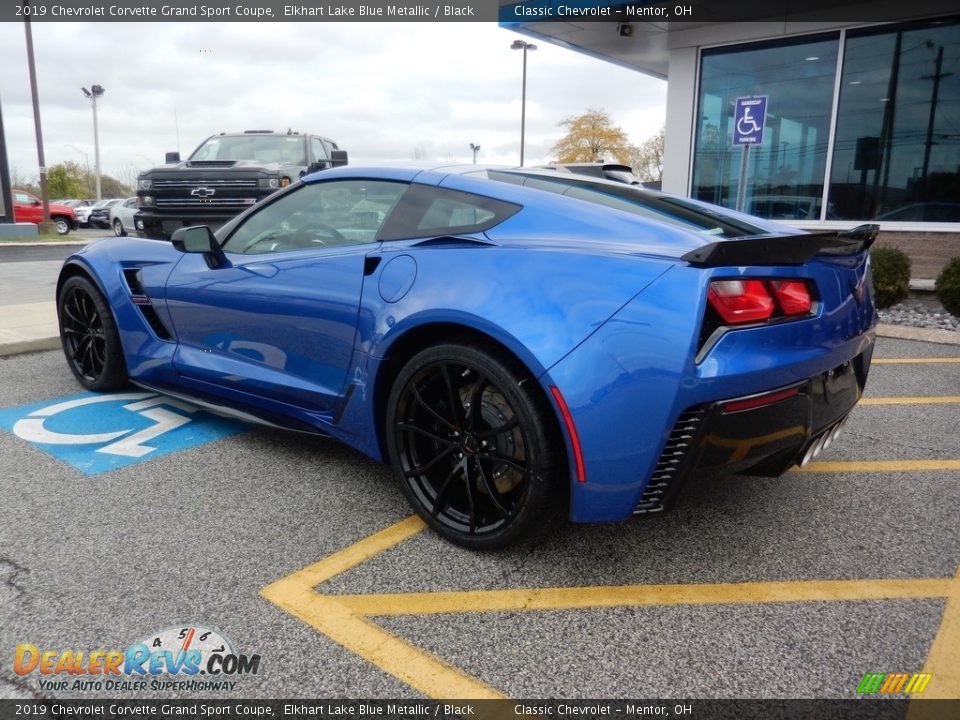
top-left (14, 625), bottom-right (262, 693)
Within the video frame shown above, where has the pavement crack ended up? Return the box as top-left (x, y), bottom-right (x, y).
top-left (845, 431), bottom-right (946, 454)
top-left (0, 670), bottom-right (47, 700)
top-left (0, 557), bottom-right (30, 598)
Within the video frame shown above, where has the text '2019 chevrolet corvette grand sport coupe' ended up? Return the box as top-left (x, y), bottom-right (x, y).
top-left (56, 165), bottom-right (877, 549)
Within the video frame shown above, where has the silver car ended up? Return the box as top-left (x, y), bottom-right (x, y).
top-left (109, 197), bottom-right (139, 236)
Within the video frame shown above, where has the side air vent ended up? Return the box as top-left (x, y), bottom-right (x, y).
top-left (121, 269), bottom-right (173, 341)
top-left (634, 408), bottom-right (705, 515)
top-left (139, 306), bottom-right (173, 341)
top-left (122, 268), bottom-right (146, 296)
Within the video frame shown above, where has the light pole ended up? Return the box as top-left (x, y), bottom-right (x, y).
top-left (470, 143), bottom-right (481, 165)
top-left (81, 85), bottom-right (104, 200)
top-left (510, 39), bottom-right (536, 166)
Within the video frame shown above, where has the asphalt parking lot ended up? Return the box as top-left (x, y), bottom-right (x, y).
top-left (1, 338), bottom-right (958, 702)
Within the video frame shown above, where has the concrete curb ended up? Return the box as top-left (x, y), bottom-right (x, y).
top-left (0, 240), bottom-right (92, 247)
top-left (876, 323), bottom-right (960, 346)
top-left (0, 336), bottom-right (61, 358)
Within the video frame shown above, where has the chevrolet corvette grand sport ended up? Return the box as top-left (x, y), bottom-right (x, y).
top-left (56, 165), bottom-right (877, 549)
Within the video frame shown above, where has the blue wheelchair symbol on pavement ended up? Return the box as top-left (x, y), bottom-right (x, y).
top-left (0, 391), bottom-right (247, 475)
top-left (733, 96), bottom-right (767, 146)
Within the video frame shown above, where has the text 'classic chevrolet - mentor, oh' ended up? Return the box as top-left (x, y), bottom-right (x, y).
top-left (57, 165), bottom-right (877, 548)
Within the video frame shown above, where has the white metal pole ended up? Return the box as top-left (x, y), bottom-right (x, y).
top-left (92, 95), bottom-right (102, 201)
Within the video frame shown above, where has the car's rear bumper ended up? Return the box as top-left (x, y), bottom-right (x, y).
top-left (632, 349), bottom-right (869, 515)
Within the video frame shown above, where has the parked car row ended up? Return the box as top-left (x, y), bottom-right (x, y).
top-left (12, 191), bottom-right (144, 236)
top-left (11, 189), bottom-right (78, 235)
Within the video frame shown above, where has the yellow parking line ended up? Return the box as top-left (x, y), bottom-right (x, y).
top-left (261, 516), bottom-right (505, 700)
top-left (915, 565), bottom-right (960, 700)
top-left (799, 460), bottom-right (960, 473)
top-left (272, 514), bottom-right (425, 588)
top-left (335, 578), bottom-right (953, 617)
top-left (262, 515), bottom-right (960, 701)
top-left (873, 358), bottom-right (960, 364)
top-left (860, 396), bottom-right (960, 405)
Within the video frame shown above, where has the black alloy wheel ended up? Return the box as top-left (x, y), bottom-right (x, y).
top-left (386, 342), bottom-right (561, 549)
top-left (58, 275), bottom-right (129, 391)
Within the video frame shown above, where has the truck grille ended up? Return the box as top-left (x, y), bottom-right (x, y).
top-left (154, 198), bottom-right (255, 208)
top-left (153, 179), bottom-right (257, 189)
top-left (633, 408), bottom-right (705, 515)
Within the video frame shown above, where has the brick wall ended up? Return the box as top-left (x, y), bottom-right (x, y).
top-left (874, 232), bottom-right (960, 280)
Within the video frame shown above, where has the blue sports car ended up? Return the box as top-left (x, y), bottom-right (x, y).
top-left (56, 165), bottom-right (877, 548)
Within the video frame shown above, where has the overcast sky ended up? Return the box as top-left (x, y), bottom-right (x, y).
top-left (0, 21), bottom-right (666, 190)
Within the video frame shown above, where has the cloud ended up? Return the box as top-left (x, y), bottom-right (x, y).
top-left (0, 21), bottom-right (666, 186)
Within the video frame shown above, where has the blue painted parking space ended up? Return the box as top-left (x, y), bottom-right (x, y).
top-left (0, 391), bottom-right (247, 474)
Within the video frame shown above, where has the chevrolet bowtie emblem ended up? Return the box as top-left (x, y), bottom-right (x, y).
top-left (191, 187), bottom-right (216, 198)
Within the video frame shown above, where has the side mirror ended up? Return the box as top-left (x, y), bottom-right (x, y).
top-left (171, 226), bottom-right (228, 267)
top-left (31, 198), bottom-right (41, 206)
top-left (165, 151), bottom-right (181, 164)
top-left (330, 150), bottom-right (348, 167)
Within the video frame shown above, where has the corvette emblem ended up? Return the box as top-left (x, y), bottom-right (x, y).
top-left (191, 187), bottom-right (216, 198)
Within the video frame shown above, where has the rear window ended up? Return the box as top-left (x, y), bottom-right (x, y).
top-left (380, 185), bottom-right (520, 241)
top-left (481, 170), bottom-right (770, 239)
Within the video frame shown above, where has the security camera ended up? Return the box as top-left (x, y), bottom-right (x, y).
top-left (618, 23), bottom-right (633, 38)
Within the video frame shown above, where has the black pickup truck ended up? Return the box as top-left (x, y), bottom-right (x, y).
top-left (135, 130), bottom-right (347, 239)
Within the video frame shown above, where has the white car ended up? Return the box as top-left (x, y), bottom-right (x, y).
top-left (73, 201), bottom-right (96, 227)
top-left (109, 197), bottom-right (139, 236)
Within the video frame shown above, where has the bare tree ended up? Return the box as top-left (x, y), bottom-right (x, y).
top-left (412, 144), bottom-right (429, 161)
top-left (628, 126), bottom-right (665, 183)
top-left (10, 165), bottom-right (39, 194)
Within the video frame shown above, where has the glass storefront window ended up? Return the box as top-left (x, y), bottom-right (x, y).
top-left (829, 18), bottom-right (960, 222)
top-left (692, 35), bottom-right (840, 220)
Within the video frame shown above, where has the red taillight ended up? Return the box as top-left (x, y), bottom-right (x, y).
top-left (707, 278), bottom-right (814, 325)
top-left (707, 279), bottom-right (775, 324)
top-left (721, 386), bottom-right (801, 413)
top-left (770, 279), bottom-right (813, 315)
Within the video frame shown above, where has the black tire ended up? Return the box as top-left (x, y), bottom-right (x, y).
top-left (385, 341), bottom-right (563, 549)
top-left (53, 216), bottom-right (70, 235)
top-left (58, 275), bottom-right (129, 391)
top-left (113, 218), bottom-right (126, 237)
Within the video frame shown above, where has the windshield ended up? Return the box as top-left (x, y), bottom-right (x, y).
top-left (189, 134), bottom-right (306, 164)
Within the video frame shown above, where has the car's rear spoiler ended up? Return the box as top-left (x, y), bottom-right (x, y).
top-left (681, 224), bottom-right (879, 268)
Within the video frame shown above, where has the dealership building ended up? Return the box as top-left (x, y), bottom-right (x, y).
top-left (504, 2), bottom-right (959, 277)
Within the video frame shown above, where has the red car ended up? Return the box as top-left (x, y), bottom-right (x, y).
top-left (12, 189), bottom-right (78, 235)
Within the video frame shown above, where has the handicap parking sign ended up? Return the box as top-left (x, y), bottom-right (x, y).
top-left (0, 391), bottom-right (248, 474)
top-left (733, 96), bottom-right (767, 146)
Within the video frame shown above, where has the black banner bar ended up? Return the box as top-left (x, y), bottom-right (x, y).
top-left (3, 0), bottom-right (957, 23)
top-left (2, 699), bottom-right (959, 720)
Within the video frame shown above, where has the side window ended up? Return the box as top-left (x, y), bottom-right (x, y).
top-left (380, 185), bottom-right (521, 241)
top-left (125, 199), bottom-right (137, 209)
top-left (221, 180), bottom-right (408, 255)
top-left (322, 139), bottom-right (336, 156)
top-left (15, 192), bottom-right (31, 203)
top-left (311, 137), bottom-right (328, 162)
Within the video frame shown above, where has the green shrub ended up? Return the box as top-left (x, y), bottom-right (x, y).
top-left (935, 257), bottom-right (960, 318)
top-left (870, 246), bottom-right (911, 309)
